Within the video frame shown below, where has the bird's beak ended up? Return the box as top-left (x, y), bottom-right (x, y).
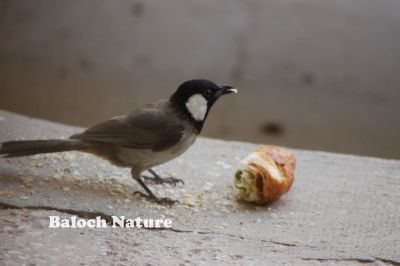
top-left (217, 85), bottom-right (238, 96)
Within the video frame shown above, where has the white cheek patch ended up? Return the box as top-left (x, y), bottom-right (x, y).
top-left (185, 94), bottom-right (208, 121)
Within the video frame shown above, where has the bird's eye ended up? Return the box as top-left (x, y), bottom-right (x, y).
top-left (204, 89), bottom-right (212, 98)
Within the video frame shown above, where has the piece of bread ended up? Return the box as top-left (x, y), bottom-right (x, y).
top-left (234, 145), bottom-right (296, 204)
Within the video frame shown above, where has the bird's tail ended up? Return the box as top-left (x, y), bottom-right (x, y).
top-left (0, 139), bottom-right (86, 158)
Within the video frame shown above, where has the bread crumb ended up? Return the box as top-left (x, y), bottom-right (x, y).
top-left (0, 191), bottom-right (14, 198)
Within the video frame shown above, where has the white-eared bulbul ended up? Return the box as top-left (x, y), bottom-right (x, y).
top-left (0, 79), bottom-right (237, 204)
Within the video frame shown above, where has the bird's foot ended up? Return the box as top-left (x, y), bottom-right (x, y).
top-left (142, 175), bottom-right (184, 186)
top-left (133, 191), bottom-right (178, 205)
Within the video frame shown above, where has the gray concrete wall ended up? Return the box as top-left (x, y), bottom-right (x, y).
top-left (1, 110), bottom-right (400, 264)
top-left (1, 0), bottom-right (400, 158)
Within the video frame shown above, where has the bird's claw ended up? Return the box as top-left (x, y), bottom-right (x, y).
top-left (142, 176), bottom-right (184, 186)
top-left (133, 191), bottom-right (178, 205)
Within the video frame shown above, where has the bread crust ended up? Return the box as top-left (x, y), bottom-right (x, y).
top-left (235, 145), bottom-right (296, 204)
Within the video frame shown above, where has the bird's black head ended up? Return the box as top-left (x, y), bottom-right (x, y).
top-left (170, 79), bottom-right (237, 133)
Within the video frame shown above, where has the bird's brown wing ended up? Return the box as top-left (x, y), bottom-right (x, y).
top-left (70, 104), bottom-right (184, 151)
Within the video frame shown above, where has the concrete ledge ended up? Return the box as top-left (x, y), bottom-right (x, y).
top-left (0, 110), bottom-right (399, 265)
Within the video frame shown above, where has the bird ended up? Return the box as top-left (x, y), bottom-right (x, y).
top-left (0, 79), bottom-right (237, 204)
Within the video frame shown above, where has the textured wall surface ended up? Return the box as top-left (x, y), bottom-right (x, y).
top-left (1, 110), bottom-right (400, 265)
top-left (0, 0), bottom-right (400, 158)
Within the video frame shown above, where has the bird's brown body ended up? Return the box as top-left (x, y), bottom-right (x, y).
top-left (0, 79), bottom-right (237, 204)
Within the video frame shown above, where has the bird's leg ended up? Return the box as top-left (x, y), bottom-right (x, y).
top-left (142, 168), bottom-right (184, 186)
top-left (131, 169), bottom-right (178, 205)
